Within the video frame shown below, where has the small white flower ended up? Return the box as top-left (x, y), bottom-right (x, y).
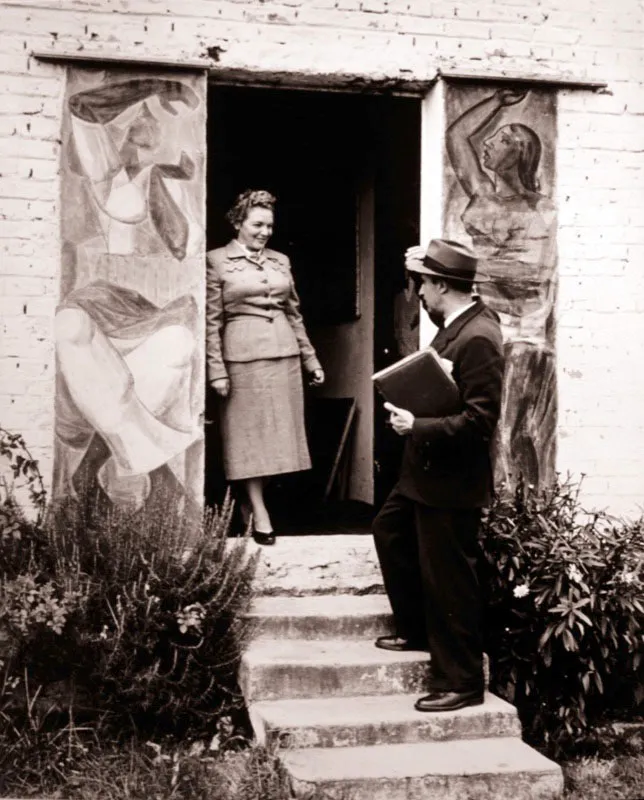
top-left (176, 602), bottom-right (206, 634)
top-left (188, 741), bottom-right (206, 757)
top-left (513, 584), bottom-right (530, 599)
top-left (567, 565), bottom-right (583, 584)
top-left (99, 625), bottom-right (109, 640)
top-left (619, 571), bottom-right (637, 585)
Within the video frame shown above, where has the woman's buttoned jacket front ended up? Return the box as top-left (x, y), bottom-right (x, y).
top-left (206, 241), bottom-right (321, 382)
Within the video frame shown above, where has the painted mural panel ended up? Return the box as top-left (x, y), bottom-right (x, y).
top-left (55, 68), bottom-right (206, 512)
top-left (444, 85), bottom-right (557, 489)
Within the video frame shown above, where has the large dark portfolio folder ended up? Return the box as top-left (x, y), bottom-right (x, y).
top-left (372, 348), bottom-right (460, 418)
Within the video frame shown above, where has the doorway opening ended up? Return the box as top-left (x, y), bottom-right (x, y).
top-left (204, 85), bottom-right (420, 532)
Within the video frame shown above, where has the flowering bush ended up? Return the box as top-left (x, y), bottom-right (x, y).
top-left (0, 476), bottom-right (259, 737)
top-left (480, 477), bottom-right (644, 755)
top-left (43, 489), bottom-right (259, 732)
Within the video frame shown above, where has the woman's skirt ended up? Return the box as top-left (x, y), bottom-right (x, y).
top-left (220, 356), bottom-right (312, 481)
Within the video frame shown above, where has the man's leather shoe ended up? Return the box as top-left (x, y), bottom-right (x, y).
top-left (414, 689), bottom-right (484, 712)
top-left (252, 530), bottom-right (276, 546)
top-left (375, 635), bottom-right (429, 652)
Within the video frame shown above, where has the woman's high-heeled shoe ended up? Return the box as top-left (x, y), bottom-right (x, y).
top-left (252, 529), bottom-right (276, 546)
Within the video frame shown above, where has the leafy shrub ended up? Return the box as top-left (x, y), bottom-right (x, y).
top-left (0, 488), bottom-right (261, 793)
top-left (0, 424), bottom-right (261, 747)
top-left (1, 574), bottom-right (86, 638)
top-left (480, 476), bottom-right (644, 756)
top-left (0, 429), bottom-right (285, 798)
top-left (1, 487), bottom-right (259, 735)
top-left (0, 426), bottom-right (47, 524)
top-left (1, 428), bottom-right (51, 581)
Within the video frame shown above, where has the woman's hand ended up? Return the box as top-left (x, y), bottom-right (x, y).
top-left (211, 378), bottom-right (230, 398)
top-left (309, 369), bottom-right (325, 387)
top-left (496, 88), bottom-right (528, 107)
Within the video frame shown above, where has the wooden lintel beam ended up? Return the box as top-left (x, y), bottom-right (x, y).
top-left (31, 50), bottom-right (210, 72)
top-left (438, 69), bottom-right (608, 91)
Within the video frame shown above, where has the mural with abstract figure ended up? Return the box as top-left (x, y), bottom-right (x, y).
top-left (444, 86), bottom-right (557, 489)
top-left (55, 69), bottom-right (206, 511)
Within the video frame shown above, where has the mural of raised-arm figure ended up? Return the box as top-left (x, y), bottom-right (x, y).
top-left (54, 73), bottom-right (205, 511)
top-left (445, 87), bottom-right (558, 489)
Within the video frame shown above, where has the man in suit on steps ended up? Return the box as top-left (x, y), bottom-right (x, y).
top-left (372, 238), bottom-right (504, 713)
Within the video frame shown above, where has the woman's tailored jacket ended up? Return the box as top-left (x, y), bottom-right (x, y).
top-left (206, 241), bottom-right (322, 382)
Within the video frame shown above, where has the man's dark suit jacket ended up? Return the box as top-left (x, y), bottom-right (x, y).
top-left (397, 298), bottom-right (504, 509)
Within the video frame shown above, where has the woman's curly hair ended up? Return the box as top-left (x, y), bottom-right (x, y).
top-left (225, 189), bottom-right (277, 228)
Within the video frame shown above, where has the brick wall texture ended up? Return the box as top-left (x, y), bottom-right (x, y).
top-left (1, 0), bottom-right (643, 516)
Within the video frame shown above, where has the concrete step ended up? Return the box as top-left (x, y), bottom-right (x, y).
top-left (282, 738), bottom-right (563, 800)
top-left (252, 535), bottom-right (384, 595)
top-left (246, 594), bottom-right (395, 639)
top-left (240, 638), bottom-right (430, 702)
top-left (249, 691), bottom-right (522, 748)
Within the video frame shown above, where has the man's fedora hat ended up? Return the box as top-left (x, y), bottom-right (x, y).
top-left (407, 238), bottom-right (489, 282)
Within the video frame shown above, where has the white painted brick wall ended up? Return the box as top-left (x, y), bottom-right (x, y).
top-left (1, 0), bottom-right (643, 516)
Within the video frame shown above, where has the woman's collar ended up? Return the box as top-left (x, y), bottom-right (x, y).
top-left (234, 239), bottom-right (265, 261)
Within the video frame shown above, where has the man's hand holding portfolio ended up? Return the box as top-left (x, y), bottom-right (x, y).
top-left (384, 401), bottom-right (414, 436)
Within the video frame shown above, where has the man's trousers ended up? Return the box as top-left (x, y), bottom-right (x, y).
top-left (373, 487), bottom-right (484, 693)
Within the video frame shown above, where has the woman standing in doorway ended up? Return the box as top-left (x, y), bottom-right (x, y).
top-left (206, 190), bottom-right (324, 545)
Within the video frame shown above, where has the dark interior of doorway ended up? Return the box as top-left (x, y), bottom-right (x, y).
top-left (204, 85), bottom-right (420, 533)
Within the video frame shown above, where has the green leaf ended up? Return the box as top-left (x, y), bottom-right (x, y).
top-left (574, 609), bottom-right (592, 626)
top-left (539, 627), bottom-right (555, 649)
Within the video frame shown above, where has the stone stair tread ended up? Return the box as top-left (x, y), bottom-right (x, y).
top-left (281, 737), bottom-right (561, 781)
top-left (250, 691), bottom-right (523, 746)
top-left (246, 594), bottom-right (396, 640)
top-left (241, 637), bottom-right (431, 701)
top-left (248, 593), bottom-right (392, 618)
top-left (251, 691), bottom-right (517, 729)
top-left (244, 637), bottom-right (429, 666)
top-left (252, 535), bottom-right (384, 596)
